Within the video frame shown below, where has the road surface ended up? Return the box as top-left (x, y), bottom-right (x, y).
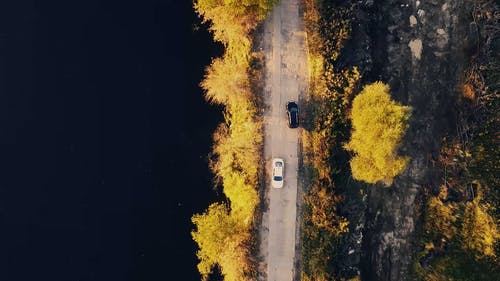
top-left (259, 0), bottom-right (308, 280)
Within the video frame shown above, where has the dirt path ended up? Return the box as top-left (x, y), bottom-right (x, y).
top-left (257, 0), bottom-right (308, 280)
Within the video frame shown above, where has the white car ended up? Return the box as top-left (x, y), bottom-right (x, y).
top-left (272, 158), bottom-right (284, 188)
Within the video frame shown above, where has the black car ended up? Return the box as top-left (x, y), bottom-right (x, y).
top-left (286, 101), bottom-right (299, 128)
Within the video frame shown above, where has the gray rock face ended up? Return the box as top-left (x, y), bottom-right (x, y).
top-left (336, 0), bottom-right (474, 280)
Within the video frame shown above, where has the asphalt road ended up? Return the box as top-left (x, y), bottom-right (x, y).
top-left (260, 0), bottom-right (308, 280)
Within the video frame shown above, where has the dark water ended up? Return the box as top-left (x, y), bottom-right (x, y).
top-left (0, 1), bottom-right (223, 280)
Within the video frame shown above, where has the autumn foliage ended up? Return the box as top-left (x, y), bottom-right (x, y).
top-left (344, 82), bottom-right (411, 185)
top-left (415, 2), bottom-right (500, 277)
top-left (191, 1), bottom-right (276, 280)
top-left (191, 203), bottom-right (251, 280)
top-left (306, 185), bottom-right (349, 236)
top-left (301, 0), bottom-right (356, 279)
top-left (460, 199), bottom-right (500, 258)
top-left (194, 0), bottom-right (274, 60)
top-left (417, 184), bottom-right (500, 280)
top-left (424, 195), bottom-right (457, 241)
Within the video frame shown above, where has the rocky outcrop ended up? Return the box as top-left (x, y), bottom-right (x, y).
top-left (337, 0), bottom-right (475, 280)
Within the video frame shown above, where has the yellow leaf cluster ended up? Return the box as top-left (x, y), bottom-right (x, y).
top-left (195, 0), bottom-right (276, 60)
top-left (191, 203), bottom-right (237, 277)
top-left (424, 196), bottom-right (457, 240)
top-left (223, 171), bottom-right (259, 225)
top-left (212, 100), bottom-right (262, 186)
top-left (192, 1), bottom-right (276, 280)
top-left (307, 185), bottom-right (349, 235)
top-left (301, 1), bottom-right (358, 279)
top-left (345, 82), bottom-right (411, 184)
top-left (461, 200), bottom-right (500, 258)
top-left (303, 130), bottom-right (331, 181)
top-left (195, 116), bottom-right (260, 280)
top-left (217, 231), bottom-right (252, 281)
top-left (191, 203), bottom-right (252, 281)
top-left (201, 58), bottom-right (251, 105)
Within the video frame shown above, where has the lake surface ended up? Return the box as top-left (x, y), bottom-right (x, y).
top-left (1, 1), bottom-right (222, 280)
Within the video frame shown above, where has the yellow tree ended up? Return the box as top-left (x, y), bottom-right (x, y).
top-left (460, 200), bottom-right (500, 258)
top-left (194, 0), bottom-right (276, 59)
top-left (201, 57), bottom-right (250, 106)
top-left (306, 185), bottom-right (348, 235)
top-left (191, 203), bottom-right (237, 279)
top-left (222, 171), bottom-right (258, 226)
top-left (217, 230), bottom-right (252, 281)
top-left (344, 82), bottom-right (411, 184)
top-left (424, 196), bottom-right (457, 241)
top-left (192, 1), bottom-right (276, 280)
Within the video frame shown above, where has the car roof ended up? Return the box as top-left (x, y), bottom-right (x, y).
top-left (274, 166), bottom-right (283, 176)
top-left (273, 158), bottom-right (284, 163)
top-left (273, 158), bottom-right (283, 174)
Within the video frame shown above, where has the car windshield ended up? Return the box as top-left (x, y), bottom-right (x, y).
top-left (273, 176), bottom-right (283, 181)
top-left (275, 162), bottom-right (283, 167)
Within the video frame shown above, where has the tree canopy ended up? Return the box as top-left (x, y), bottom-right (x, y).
top-left (191, 1), bottom-right (275, 280)
top-left (344, 82), bottom-right (411, 184)
top-left (191, 203), bottom-right (251, 281)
